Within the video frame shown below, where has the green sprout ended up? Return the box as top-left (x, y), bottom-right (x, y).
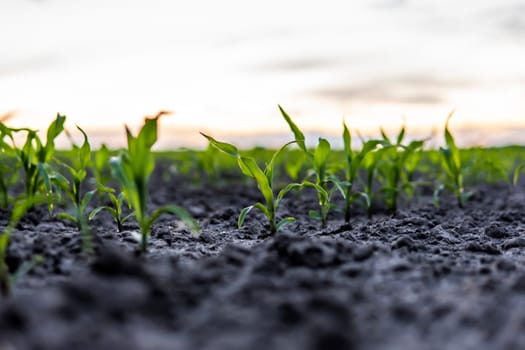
top-left (362, 150), bottom-right (379, 218)
top-left (0, 127), bottom-right (20, 208)
top-left (92, 144), bottom-right (112, 189)
top-left (90, 189), bottom-right (134, 232)
top-left (199, 142), bottom-right (219, 179)
top-left (53, 126), bottom-right (97, 255)
top-left (341, 121), bottom-right (380, 222)
top-left (438, 112), bottom-right (470, 208)
top-left (110, 114), bottom-right (199, 253)
top-left (377, 125), bottom-right (424, 213)
top-left (201, 132), bottom-right (301, 234)
top-left (0, 114), bottom-right (66, 213)
top-left (283, 149), bottom-right (306, 181)
top-left (513, 164), bottom-right (525, 186)
top-left (280, 105), bottom-right (339, 226)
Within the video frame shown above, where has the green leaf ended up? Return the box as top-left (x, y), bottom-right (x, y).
top-left (433, 184), bottom-right (445, 208)
top-left (362, 140), bottom-right (381, 155)
top-left (46, 114), bottom-right (66, 145)
top-left (238, 205), bottom-right (254, 228)
top-left (239, 157), bottom-right (274, 208)
top-left (342, 121), bottom-right (352, 159)
top-left (43, 114), bottom-right (66, 162)
top-left (200, 132), bottom-right (239, 157)
top-left (122, 212), bottom-right (135, 223)
top-left (396, 125), bottom-right (406, 145)
top-left (80, 190), bottom-right (96, 210)
top-left (308, 210), bottom-right (321, 220)
top-left (444, 111), bottom-right (461, 172)
top-left (279, 105), bottom-right (307, 153)
top-left (88, 206), bottom-right (111, 221)
top-left (302, 180), bottom-right (329, 205)
top-left (265, 140), bottom-right (297, 186)
top-left (253, 202), bottom-right (271, 219)
top-left (358, 192), bottom-right (371, 208)
top-left (513, 164), bottom-right (525, 185)
top-left (313, 138), bottom-right (331, 179)
top-left (37, 162), bottom-right (54, 214)
top-left (380, 128), bottom-right (391, 144)
top-left (76, 126), bottom-right (91, 170)
top-left (329, 176), bottom-right (347, 199)
top-left (276, 217), bottom-right (295, 231)
top-left (94, 144), bottom-right (110, 172)
top-left (57, 212), bottom-right (77, 224)
top-left (50, 172), bottom-right (71, 194)
top-left (110, 153), bottom-right (138, 212)
top-left (276, 183), bottom-right (302, 208)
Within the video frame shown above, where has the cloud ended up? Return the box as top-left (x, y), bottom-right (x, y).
top-left (309, 74), bottom-right (475, 105)
top-left (369, 0), bottom-right (408, 9)
top-left (0, 55), bottom-right (59, 77)
top-left (501, 12), bottom-right (525, 36)
top-left (255, 57), bottom-right (339, 72)
top-left (477, 2), bottom-right (525, 38)
top-left (313, 85), bottom-right (443, 105)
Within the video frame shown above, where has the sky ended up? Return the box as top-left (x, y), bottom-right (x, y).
top-left (0, 0), bottom-right (524, 148)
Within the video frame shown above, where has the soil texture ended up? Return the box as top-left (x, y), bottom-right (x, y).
top-left (1, 168), bottom-right (525, 350)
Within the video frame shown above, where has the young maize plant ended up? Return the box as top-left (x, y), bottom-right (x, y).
top-left (201, 132), bottom-right (301, 234)
top-left (91, 144), bottom-right (112, 189)
top-left (199, 142), bottom-right (220, 180)
top-left (110, 114), bottom-right (199, 253)
top-left (0, 126), bottom-right (20, 208)
top-left (513, 164), bottom-right (525, 186)
top-left (361, 150), bottom-right (380, 218)
top-left (0, 114), bottom-right (66, 213)
top-left (437, 112), bottom-right (470, 208)
top-left (53, 127), bottom-right (98, 255)
top-left (376, 125), bottom-right (424, 213)
top-left (341, 121), bottom-right (380, 222)
top-left (280, 105), bottom-right (340, 226)
top-left (90, 187), bottom-right (134, 232)
top-left (283, 148), bottom-right (306, 181)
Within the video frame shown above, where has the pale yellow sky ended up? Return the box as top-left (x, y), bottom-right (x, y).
top-left (0, 0), bottom-right (524, 148)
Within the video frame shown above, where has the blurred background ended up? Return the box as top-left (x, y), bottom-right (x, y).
top-left (0, 0), bottom-right (524, 148)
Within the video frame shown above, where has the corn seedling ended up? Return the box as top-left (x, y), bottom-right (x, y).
top-left (0, 115), bottom-right (66, 213)
top-left (90, 188), bottom-right (134, 232)
top-left (92, 144), bottom-right (112, 189)
top-left (201, 132), bottom-right (301, 233)
top-left (513, 164), bottom-right (525, 186)
top-left (110, 115), bottom-right (199, 252)
top-left (283, 149), bottom-right (306, 181)
top-left (199, 143), bottom-right (219, 179)
top-left (438, 112), bottom-right (470, 208)
top-left (0, 127), bottom-right (19, 208)
top-left (376, 125), bottom-right (424, 213)
top-left (341, 121), bottom-right (380, 222)
top-left (362, 151), bottom-right (379, 218)
top-left (280, 105), bottom-right (340, 226)
top-left (53, 127), bottom-right (97, 255)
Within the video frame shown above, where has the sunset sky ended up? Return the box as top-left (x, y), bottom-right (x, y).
top-left (1, 0), bottom-right (524, 148)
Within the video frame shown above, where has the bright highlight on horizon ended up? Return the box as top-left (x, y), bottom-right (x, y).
top-left (0, 0), bottom-right (524, 148)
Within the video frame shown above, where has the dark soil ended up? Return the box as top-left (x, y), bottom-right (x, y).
top-left (2, 167), bottom-right (525, 350)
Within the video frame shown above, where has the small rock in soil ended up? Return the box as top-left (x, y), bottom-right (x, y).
top-left (484, 222), bottom-right (510, 239)
top-left (503, 237), bottom-right (525, 250)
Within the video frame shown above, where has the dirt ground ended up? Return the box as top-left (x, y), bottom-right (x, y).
top-left (1, 167), bottom-right (525, 350)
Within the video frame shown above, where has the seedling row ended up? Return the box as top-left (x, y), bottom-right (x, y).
top-left (0, 107), bottom-right (524, 296)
